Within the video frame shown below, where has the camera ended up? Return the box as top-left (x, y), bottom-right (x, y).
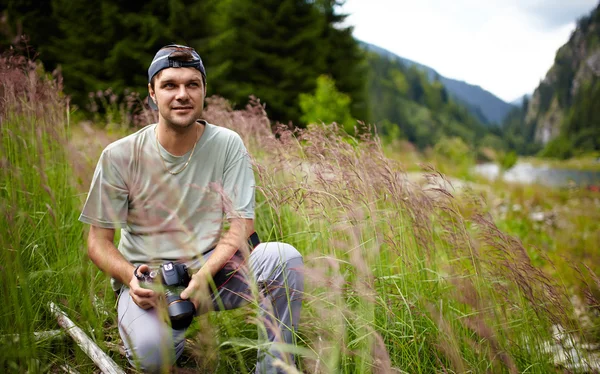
top-left (137, 262), bottom-right (196, 330)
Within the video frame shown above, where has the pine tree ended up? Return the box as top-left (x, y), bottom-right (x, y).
top-left (2, 0), bottom-right (219, 107)
top-left (210, 0), bottom-right (327, 125)
top-left (316, 0), bottom-right (369, 122)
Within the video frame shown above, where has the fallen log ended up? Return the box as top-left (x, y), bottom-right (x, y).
top-left (48, 302), bottom-right (125, 374)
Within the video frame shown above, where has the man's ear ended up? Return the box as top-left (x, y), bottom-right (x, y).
top-left (148, 83), bottom-right (155, 101)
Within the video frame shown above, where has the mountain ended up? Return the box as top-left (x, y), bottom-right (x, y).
top-left (361, 42), bottom-right (514, 125)
top-left (522, 4), bottom-right (600, 156)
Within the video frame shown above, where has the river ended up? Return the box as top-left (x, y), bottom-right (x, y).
top-left (474, 162), bottom-right (600, 188)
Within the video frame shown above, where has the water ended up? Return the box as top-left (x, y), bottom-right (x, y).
top-left (474, 162), bottom-right (600, 188)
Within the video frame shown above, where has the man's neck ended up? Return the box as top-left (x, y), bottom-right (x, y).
top-left (156, 121), bottom-right (204, 156)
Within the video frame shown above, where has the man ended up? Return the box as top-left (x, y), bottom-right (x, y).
top-left (79, 44), bottom-right (304, 373)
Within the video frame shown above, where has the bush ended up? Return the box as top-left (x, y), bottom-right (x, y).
top-left (433, 136), bottom-right (474, 174)
top-left (498, 150), bottom-right (518, 171)
top-left (299, 75), bottom-right (355, 134)
top-left (539, 136), bottom-right (574, 159)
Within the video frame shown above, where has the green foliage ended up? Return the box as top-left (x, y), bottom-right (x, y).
top-left (208, 0), bottom-right (325, 124)
top-left (204, 0), bottom-right (367, 125)
top-left (316, 0), bottom-right (369, 122)
top-left (1, 0), bottom-right (220, 107)
top-left (553, 48), bottom-right (576, 108)
top-left (240, 118), bottom-right (571, 373)
top-left (500, 104), bottom-right (543, 156)
top-left (538, 74), bottom-right (600, 159)
top-left (498, 150), bottom-right (518, 171)
top-left (433, 136), bottom-right (474, 174)
top-left (563, 78), bottom-right (600, 151)
top-left (535, 43), bottom-right (577, 113)
top-left (375, 119), bottom-right (403, 144)
top-left (299, 75), bottom-right (354, 132)
top-left (479, 133), bottom-right (506, 151)
top-left (0, 0), bottom-right (367, 126)
top-left (537, 82), bottom-right (555, 114)
top-left (539, 136), bottom-right (574, 159)
top-left (390, 69), bottom-right (409, 95)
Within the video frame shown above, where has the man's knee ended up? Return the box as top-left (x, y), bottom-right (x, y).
top-left (251, 242), bottom-right (303, 286)
top-left (127, 338), bottom-right (176, 374)
top-left (118, 297), bottom-right (180, 373)
top-left (257, 242), bottom-right (303, 264)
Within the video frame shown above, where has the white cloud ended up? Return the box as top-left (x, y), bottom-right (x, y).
top-left (523, 0), bottom-right (598, 29)
top-left (340, 0), bottom-right (597, 102)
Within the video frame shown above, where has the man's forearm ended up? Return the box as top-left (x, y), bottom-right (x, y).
top-left (88, 232), bottom-right (135, 287)
top-left (197, 219), bottom-right (253, 278)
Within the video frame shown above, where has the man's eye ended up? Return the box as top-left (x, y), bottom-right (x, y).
top-left (189, 82), bottom-right (199, 87)
top-left (163, 83), bottom-right (175, 88)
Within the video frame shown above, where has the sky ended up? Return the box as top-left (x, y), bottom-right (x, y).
top-left (340, 0), bottom-right (599, 103)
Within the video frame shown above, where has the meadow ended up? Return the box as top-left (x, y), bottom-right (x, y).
top-left (1, 56), bottom-right (599, 373)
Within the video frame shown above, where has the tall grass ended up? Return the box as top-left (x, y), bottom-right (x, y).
top-left (205, 99), bottom-right (595, 372)
top-left (1, 60), bottom-right (596, 373)
top-left (0, 55), bottom-right (119, 372)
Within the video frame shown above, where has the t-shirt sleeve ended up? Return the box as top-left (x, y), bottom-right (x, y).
top-left (79, 149), bottom-right (129, 228)
top-left (222, 134), bottom-right (255, 219)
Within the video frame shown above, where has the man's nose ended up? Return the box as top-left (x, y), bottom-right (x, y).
top-left (175, 85), bottom-right (189, 100)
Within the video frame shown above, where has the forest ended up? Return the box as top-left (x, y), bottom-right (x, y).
top-left (1, 0), bottom-right (504, 151)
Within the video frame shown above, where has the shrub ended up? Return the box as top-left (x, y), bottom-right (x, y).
top-left (299, 75), bottom-right (355, 134)
top-left (539, 136), bottom-right (574, 159)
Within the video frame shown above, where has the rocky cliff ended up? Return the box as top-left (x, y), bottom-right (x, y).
top-left (526, 4), bottom-right (600, 144)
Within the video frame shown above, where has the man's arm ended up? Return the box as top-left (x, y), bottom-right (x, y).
top-left (87, 225), bottom-right (156, 309)
top-left (181, 218), bottom-right (254, 309)
top-left (199, 218), bottom-right (254, 277)
top-left (88, 226), bottom-right (133, 285)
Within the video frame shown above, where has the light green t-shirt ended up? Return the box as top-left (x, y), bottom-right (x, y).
top-left (79, 120), bottom-right (255, 287)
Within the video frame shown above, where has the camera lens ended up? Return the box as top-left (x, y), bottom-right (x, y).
top-left (165, 293), bottom-right (195, 330)
top-left (159, 262), bottom-right (195, 330)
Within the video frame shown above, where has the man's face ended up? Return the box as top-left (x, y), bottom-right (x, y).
top-left (149, 67), bottom-right (205, 130)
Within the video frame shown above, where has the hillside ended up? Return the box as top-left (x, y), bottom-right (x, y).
top-left (361, 42), bottom-right (514, 125)
top-left (523, 3), bottom-right (600, 157)
top-left (365, 50), bottom-right (489, 149)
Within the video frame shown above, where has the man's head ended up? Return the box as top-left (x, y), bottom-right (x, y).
top-left (148, 45), bottom-right (207, 129)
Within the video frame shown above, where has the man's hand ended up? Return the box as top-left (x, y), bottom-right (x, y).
top-left (178, 219), bottom-right (254, 314)
top-left (129, 264), bottom-right (158, 310)
top-left (180, 269), bottom-right (212, 315)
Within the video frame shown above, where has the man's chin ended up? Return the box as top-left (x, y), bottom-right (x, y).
top-left (160, 110), bottom-right (203, 130)
top-left (163, 120), bottom-right (196, 133)
top-left (169, 116), bottom-right (198, 128)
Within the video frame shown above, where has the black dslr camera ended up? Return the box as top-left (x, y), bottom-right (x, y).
top-left (136, 262), bottom-right (196, 330)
